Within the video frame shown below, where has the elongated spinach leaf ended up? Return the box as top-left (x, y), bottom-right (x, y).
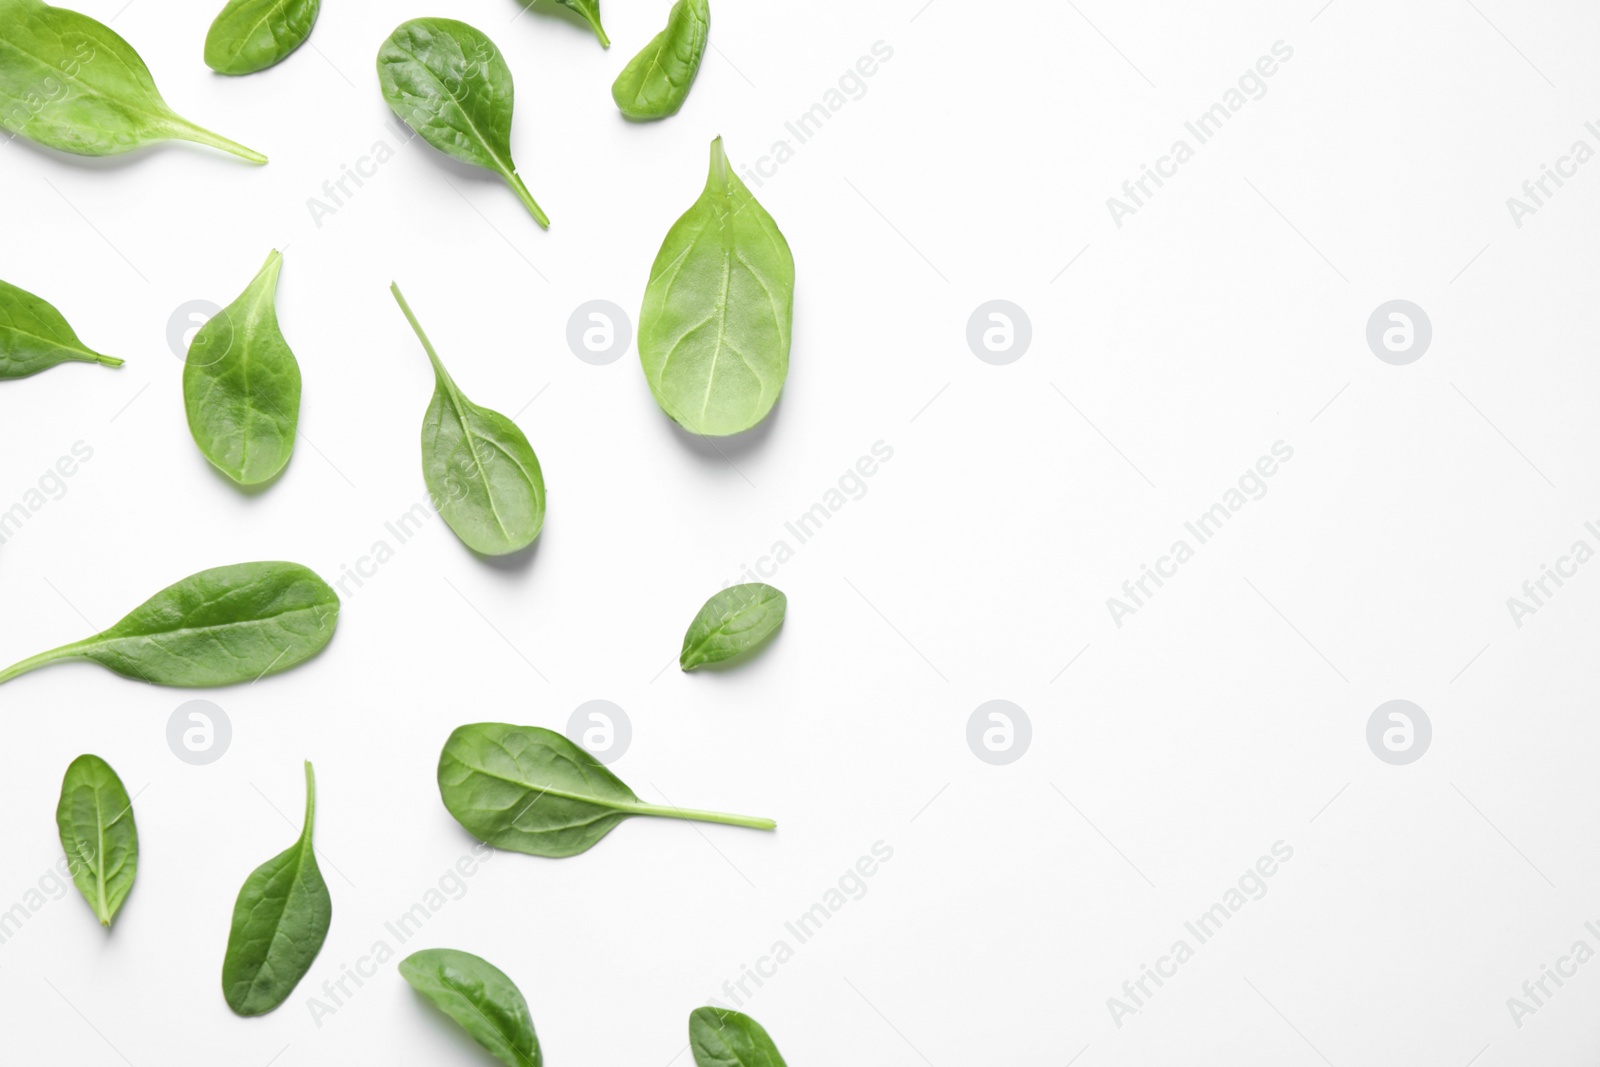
top-left (680, 583), bottom-right (785, 670)
top-left (612, 0), bottom-right (708, 120)
top-left (222, 762), bottom-right (330, 1016)
top-left (56, 754), bottom-right (138, 927)
top-left (639, 137), bottom-right (794, 436)
top-left (0, 278), bottom-right (121, 380)
top-left (377, 18), bottom-right (549, 228)
top-left (690, 1008), bottom-right (789, 1067)
top-left (184, 250), bottom-right (301, 487)
top-left (391, 284), bottom-right (545, 557)
top-left (0, 561), bottom-right (339, 688)
top-left (438, 723), bottom-right (775, 858)
top-left (552, 0), bottom-right (609, 47)
top-left (400, 949), bottom-right (541, 1067)
top-left (204, 0), bottom-right (321, 75)
top-left (0, 0), bottom-right (266, 162)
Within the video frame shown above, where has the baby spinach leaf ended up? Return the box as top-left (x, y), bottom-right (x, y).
top-left (438, 723), bottom-right (775, 858)
top-left (204, 0), bottom-right (321, 75)
top-left (184, 250), bottom-right (302, 487)
top-left (56, 754), bottom-right (138, 927)
top-left (680, 583), bottom-right (785, 670)
top-left (400, 948), bottom-right (541, 1067)
top-left (0, 561), bottom-right (339, 688)
top-left (377, 18), bottom-right (549, 228)
top-left (222, 761), bottom-right (331, 1016)
top-left (0, 0), bottom-right (266, 162)
top-left (0, 278), bottom-right (122, 380)
top-left (552, 0), bottom-right (609, 47)
top-left (391, 284), bottom-right (546, 557)
top-left (639, 137), bottom-right (794, 436)
top-left (690, 1007), bottom-right (789, 1067)
top-left (611, 0), bottom-right (709, 120)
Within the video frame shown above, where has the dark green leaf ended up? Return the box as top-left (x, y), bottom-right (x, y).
top-left (612, 0), bottom-right (708, 120)
top-left (0, 277), bottom-right (121, 380)
top-left (399, 948), bottom-right (541, 1067)
top-left (184, 250), bottom-right (302, 487)
top-left (204, 0), bottom-right (321, 75)
top-left (437, 723), bottom-right (775, 858)
top-left (377, 18), bottom-right (549, 228)
top-left (56, 754), bottom-right (138, 927)
top-left (0, 561), bottom-right (340, 688)
top-left (690, 1007), bottom-right (789, 1067)
top-left (222, 761), bottom-right (331, 1016)
top-left (680, 583), bottom-right (785, 670)
top-left (639, 137), bottom-right (794, 436)
top-left (0, 0), bottom-right (266, 161)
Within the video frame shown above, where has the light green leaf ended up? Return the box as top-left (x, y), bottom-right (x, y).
top-left (56, 754), bottom-right (138, 927)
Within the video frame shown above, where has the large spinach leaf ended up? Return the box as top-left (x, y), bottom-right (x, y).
top-left (612, 0), bottom-right (709, 120)
top-left (0, 278), bottom-right (121, 380)
top-left (0, 561), bottom-right (339, 688)
top-left (639, 137), bottom-right (794, 436)
top-left (0, 0), bottom-right (266, 161)
top-left (437, 723), bottom-right (775, 858)
top-left (204, 0), bottom-right (321, 75)
top-left (184, 250), bottom-right (302, 487)
top-left (680, 583), bottom-right (786, 670)
top-left (377, 18), bottom-right (549, 228)
top-left (56, 754), bottom-right (138, 927)
top-left (391, 284), bottom-right (545, 557)
top-left (400, 948), bottom-right (541, 1067)
top-left (222, 761), bottom-right (331, 1016)
top-left (690, 1007), bottom-right (789, 1066)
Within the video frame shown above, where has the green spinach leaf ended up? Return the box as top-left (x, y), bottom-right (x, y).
top-left (391, 284), bottom-right (546, 557)
top-left (377, 18), bottom-right (549, 228)
top-left (204, 0), bottom-right (321, 75)
top-left (690, 1007), bottom-right (789, 1067)
top-left (184, 250), bottom-right (302, 487)
top-left (56, 754), bottom-right (137, 927)
top-left (0, 278), bottom-right (121, 380)
top-left (552, 0), bottom-right (609, 48)
top-left (0, 0), bottom-right (266, 161)
top-left (680, 583), bottom-right (785, 670)
top-left (611, 0), bottom-right (708, 120)
top-left (0, 561), bottom-right (339, 688)
top-left (438, 723), bottom-right (775, 858)
top-left (639, 137), bottom-right (794, 436)
top-left (222, 761), bottom-right (331, 1016)
top-left (400, 948), bottom-right (541, 1067)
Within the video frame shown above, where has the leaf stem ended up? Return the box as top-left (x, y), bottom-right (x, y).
top-left (501, 169), bottom-right (551, 229)
top-left (0, 639), bottom-right (90, 686)
top-left (583, 12), bottom-right (611, 47)
top-left (168, 118), bottom-right (268, 164)
top-left (92, 354), bottom-right (125, 368)
top-left (637, 803), bottom-right (776, 831)
top-left (389, 283), bottom-right (453, 386)
top-left (301, 761), bottom-right (316, 841)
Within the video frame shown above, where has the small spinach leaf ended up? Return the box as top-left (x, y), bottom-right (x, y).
top-left (550, 0), bottom-right (609, 47)
top-left (0, 561), bottom-right (340, 688)
top-left (0, 278), bottom-right (122, 380)
top-left (690, 1007), bottom-right (789, 1067)
top-left (0, 0), bottom-right (266, 162)
top-left (400, 948), bottom-right (542, 1067)
top-left (377, 18), bottom-right (549, 228)
top-left (438, 723), bottom-right (775, 858)
top-left (222, 761), bottom-right (331, 1016)
top-left (612, 0), bottom-right (709, 120)
top-left (184, 250), bottom-right (302, 487)
top-left (680, 583), bottom-right (785, 670)
top-left (56, 754), bottom-right (138, 927)
top-left (639, 137), bottom-right (794, 436)
top-left (391, 283), bottom-right (546, 557)
top-left (204, 0), bottom-right (321, 75)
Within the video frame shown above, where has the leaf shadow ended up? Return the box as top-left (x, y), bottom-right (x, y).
top-left (194, 451), bottom-right (290, 498)
top-left (659, 392), bottom-right (784, 467)
top-left (467, 528), bottom-right (544, 574)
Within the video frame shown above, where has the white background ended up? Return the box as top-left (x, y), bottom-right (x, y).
top-left (2, 0), bottom-right (1599, 1063)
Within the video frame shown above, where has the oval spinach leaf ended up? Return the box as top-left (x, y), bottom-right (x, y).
top-left (0, 561), bottom-right (340, 688)
top-left (438, 723), bottom-right (775, 858)
top-left (680, 583), bottom-right (785, 670)
top-left (639, 137), bottom-right (794, 437)
top-left (184, 250), bottom-right (302, 487)
top-left (552, 0), bottom-right (609, 47)
top-left (611, 0), bottom-right (709, 120)
top-left (391, 284), bottom-right (546, 557)
top-left (0, 278), bottom-right (122, 380)
top-left (0, 0), bottom-right (266, 162)
top-left (204, 0), bottom-right (321, 75)
top-left (400, 949), bottom-right (541, 1067)
top-left (377, 18), bottom-right (549, 228)
top-left (690, 1007), bottom-right (789, 1067)
top-left (222, 761), bottom-right (331, 1016)
top-left (56, 754), bottom-right (138, 927)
